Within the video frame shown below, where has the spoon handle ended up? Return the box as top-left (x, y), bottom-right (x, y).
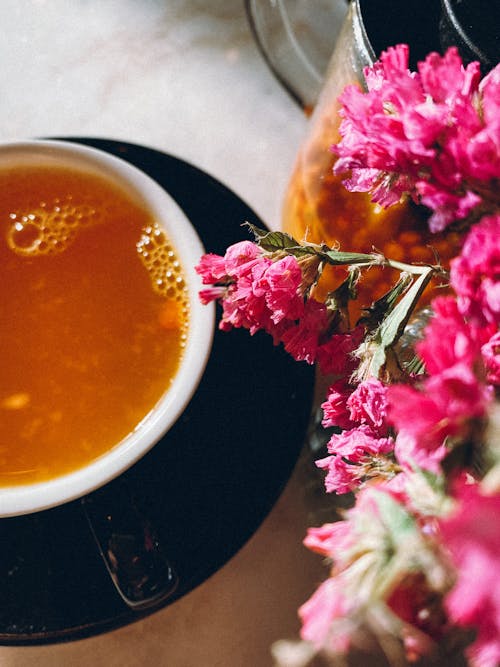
top-left (81, 481), bottom-right (178, 610)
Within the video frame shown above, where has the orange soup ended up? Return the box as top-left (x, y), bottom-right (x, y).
top-left (0, 164), bottom-right (189, 485)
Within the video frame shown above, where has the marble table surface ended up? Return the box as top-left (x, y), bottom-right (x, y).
top-left (0, 1), bottom-right (332, 665)
top-left (0, 0), bottom-right (307, 228)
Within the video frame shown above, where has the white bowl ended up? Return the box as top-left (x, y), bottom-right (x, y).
top-left (0, 139), bottom-right (214, 517)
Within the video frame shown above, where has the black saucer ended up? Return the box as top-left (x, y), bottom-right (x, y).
top-left (0, 139), bottom-right (315, 645)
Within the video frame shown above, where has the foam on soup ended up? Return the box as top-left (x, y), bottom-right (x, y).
top-left (0, 163), bottom-right (189, 484)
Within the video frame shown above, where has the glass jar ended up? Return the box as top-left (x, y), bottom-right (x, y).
top-left (280, 0), bottom-right (463, 317)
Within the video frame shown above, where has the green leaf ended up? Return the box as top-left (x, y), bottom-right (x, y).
top-left (245, 224), bottom-right (300, 252)
top-left (371, 489), bottom-right (416, 544)
top-left (325, 272), bottom-right (358, 313)
top-left (320, 249), bottom-right (381, 266)
top-left (246, 225), bottom-right (384, 266)
top-left (405, 354), bottom-right (426, 375)
top-left (370, 267), bottom-right (434, 377)
top-left (419, 468), bottom-right (446, 494)
top-left (359, 273), bottom-right (413, 329)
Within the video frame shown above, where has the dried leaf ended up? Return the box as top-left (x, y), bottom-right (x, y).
top-left (370, 267), bottom-right (435, 378)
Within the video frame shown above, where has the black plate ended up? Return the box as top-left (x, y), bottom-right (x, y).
top-left (0, 139), bottom-right (314, 645)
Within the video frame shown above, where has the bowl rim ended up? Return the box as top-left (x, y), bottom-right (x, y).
top-left (0, 139), bottom-right (215, 517)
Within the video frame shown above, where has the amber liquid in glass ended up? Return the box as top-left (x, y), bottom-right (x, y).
top-left (0, 164), bottom-right (188, 484)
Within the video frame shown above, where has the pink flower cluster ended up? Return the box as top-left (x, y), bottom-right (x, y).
top-left (439, 482), bottom-right (500, 667)
top-left (316, 378), bottom-right (395, 494)
top-left (314, 213), bottom-right (500, 491)
top-left (388, 296), bottom-right (495, 473)
top-left (197, 46), bottom-right (500, 667)
top-left (197, 241), bottom-right (304, 339)
top-left (333, 45), bottom-right (500, 232)
top-left (451, 213), bottom-right (500, 326)
top-left (196, 241), bottom-right (360, 374)
top-left (388, 216), bottom-right (500, 475)
top-left (303, 214), bottom-right (500, 665)
top-left (300, 487), bottom-right (450, 661)
top-left (299, 520), bottom-right (355, 654)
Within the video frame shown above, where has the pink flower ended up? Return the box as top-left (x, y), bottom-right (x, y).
top-left (316, 327), bottom-right (364, 376)
top-left (386, 573), bottom-right (447, 662)
top-left (482, 331), bottom-right (500, 386)
top-left (218, 264), bottom-right (270, 333)
top-left (254, 255), bottom-right (305, 324)
top-left (387, 382), bottom-right (448, 461)
top-left (301, 487), bottom-right (454, 661)
top-left (195, 252), bottom-right (228, 284)
top-left (389, 284), bottom-right (495, 475)
top-left (223, 240), bottom-right (262, 277)
top-left (196, 241), bottom-right (310, 344)
top-left (303, 521), bottom-right (354, 558)
top-left (417, 47), bottom-right (481, 105)
top-left (333, 46), bottom-right (498, 231)
top-left (393, 429), bottom-right (448, 474)
top-left (326, 425), bottom-right (393, 462)
top-left (335, 45), bottom-right (436, 179)
top-left (198, 285), bottom-right (227, 305)
top-left (389, 363), bottom-right (491, 472)
top-left (347, 377), bottom-right (389, 433)
top-left (417, 296), bottom-right (494, 374)
top-left (416, 183), bottom-right (481, 232)
top-left (321, 381), bottom-right (355, 431)
top-left (316, 425), bottom-right (394, 494)
top-left (281, 298), bottom-right (329, 364)
top-left (299, 578), bottom-right (352, 653)
top-left (450, 214), bottom-right (500, 326)
top-left (316, 454), bottom-right (363, 495)
top-left (439, 483), bottom-right (500, 667)
top-left (463, 65), bottom-right (500, 181)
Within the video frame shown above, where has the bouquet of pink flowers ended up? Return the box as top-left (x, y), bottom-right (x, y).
top-left (197, 45), bottom-right (500, 667)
